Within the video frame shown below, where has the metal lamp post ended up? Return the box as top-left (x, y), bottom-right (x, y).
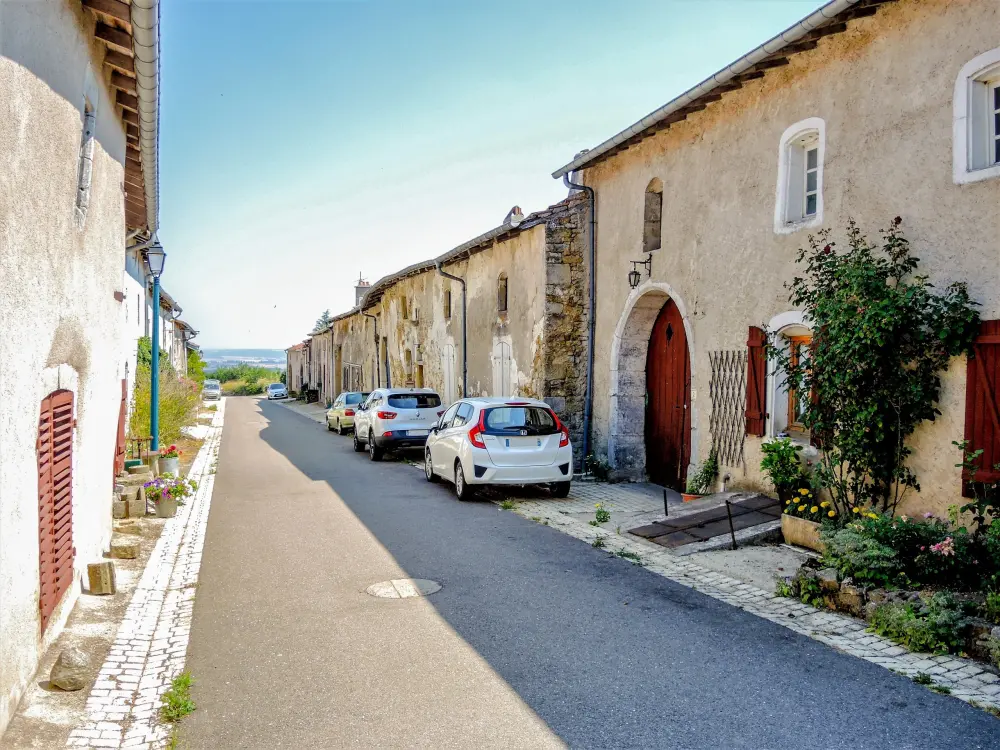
top-left (144, 241), bottom-right (167, 453)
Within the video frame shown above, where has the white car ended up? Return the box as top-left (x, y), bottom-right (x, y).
top-left (423, 397), bottom-right (572, 501)
top-left (265, 383), bottom-right (288, 400)
top-left (353, 388), bottom-right (444, 460)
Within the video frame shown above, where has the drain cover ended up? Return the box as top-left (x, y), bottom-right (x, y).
top-left (366, 579), bottom-right (441, 599)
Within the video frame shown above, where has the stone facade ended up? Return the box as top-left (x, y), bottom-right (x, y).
top-left (568, 0), bottom-right (1000, 515)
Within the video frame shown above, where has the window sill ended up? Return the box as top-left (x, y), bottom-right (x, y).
top-left (774, 215), bottom-right (822, 236)
top-left (954, 163), bottom-right (1000, 185)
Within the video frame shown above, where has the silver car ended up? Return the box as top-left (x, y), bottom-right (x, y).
top-left (352, 388), bottom-right (444, 460)
top-left (266, 383), bottom-right (288, 400)
top-left (202, 381), bottom-right (221, 401)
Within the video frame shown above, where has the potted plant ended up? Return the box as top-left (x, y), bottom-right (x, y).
top-left (158, 444), bottom-right (182, 476)
top-left (143, 475), bottom-right (198, 519)
top-left (780, 487), bottom-right (835, 552)
top-left (682, 448), bottom-right (718, 502)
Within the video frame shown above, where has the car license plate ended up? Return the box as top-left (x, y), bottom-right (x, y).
top-left (408, 429), bottom-right (429, 437)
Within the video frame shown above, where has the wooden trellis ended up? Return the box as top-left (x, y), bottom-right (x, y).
top-left (709, 350), bottom-right (747, 470)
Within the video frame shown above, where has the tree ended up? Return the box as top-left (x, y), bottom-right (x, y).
top-left (769, 218), bottom-right (980, 516)
top-left (186, 348), bottom-right (207, 384)
top-left (136, 335), bottom-right (171, 373)
top-left (314, 309), bottom-right (332, 333)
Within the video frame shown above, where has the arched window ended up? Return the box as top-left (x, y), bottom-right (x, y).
top-left (643, 178), bottom-right (663, 253)
top-left (774, 118), bottom-right (825, 234)
top-left (497, 273), bottom-right (508, 314)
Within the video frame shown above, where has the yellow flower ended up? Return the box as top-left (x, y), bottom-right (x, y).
top-left (852, 507), bottom-right (860, 514)
top-left (798, 505), bottom-right (806, 512)
top-left (828, 510), bottom-right (836, 518)
top-left (866, 512), bottom-right (878, 520)
top-left (810, 506), bottom-right (819, 513)
top-left (820, 501), bottom-right (829, 508)
top-left (784, 508), bottom-right (791, 514)
top-left (799, 488), bottom-right (810, 496)
top-left (785, 500), bottom-right (791, 505)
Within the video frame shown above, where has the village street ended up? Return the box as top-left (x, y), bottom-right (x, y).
top-left (175, 397), bottom-right (1000, 749)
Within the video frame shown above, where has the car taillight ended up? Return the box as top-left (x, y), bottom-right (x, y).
top-left (468, 411), bottom-right (486, 449)
top-left (550, 410), bottom-right (570, 448)
top-left (344, 409), bottom-right (355, 417)
top-left (383, 430), bottom-right (394, 437)
top-left (377, 411), bottom-right (396, 419)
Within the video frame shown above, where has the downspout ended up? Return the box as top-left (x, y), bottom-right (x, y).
top-left (563, 171), bottom-right (596, 467)
top-left (361, 310), bottom-right (380, 389)
top-left (435, 262), bottom-right (467, 397)
top-left (130, 0), bottom-right (160, 233)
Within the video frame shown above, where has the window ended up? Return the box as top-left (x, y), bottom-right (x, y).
top-left (785, 335), bottom-right (812, 435)
top-left (452, 402), bottom-right (474, 428)
top-left (643, 178), bottom-right (663, 253)
top-left (954, 47), bottom-right (1000, 184)
top-left (444, 290), bottom-right (452, 320)
top-left (75, 102), bottom-right (96, 222)
top-left (774, 118), bottom-right (825, 234)
top-left (483, 406), bottom-right (558, 435)
top-left (388, 393), bottom-right (441, 409)
top-left (497, 273), bottom-right (508, 314)
top-left (440, 403), bottom-right (461, 429)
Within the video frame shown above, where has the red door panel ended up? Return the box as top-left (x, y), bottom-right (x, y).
top-left (645, 299), bottom-right (691, 490)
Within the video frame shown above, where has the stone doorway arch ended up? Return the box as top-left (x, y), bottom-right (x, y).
top-left (608, 282), bottom-right (697, 483)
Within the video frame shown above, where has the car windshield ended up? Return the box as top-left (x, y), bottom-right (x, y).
top-left (484, 406), bottom-right (558, 435)
top-left (268, 384), bottom-right (283, 390)
top-left (387, 393), bottom-right (441, 409)
top-left (345, 393), bottom-right (367, 405)
top-left (204, 383), bottom-right (220, 391)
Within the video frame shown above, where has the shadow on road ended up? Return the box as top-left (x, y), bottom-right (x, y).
top-left (251, 398), bottom-right (1000, 749)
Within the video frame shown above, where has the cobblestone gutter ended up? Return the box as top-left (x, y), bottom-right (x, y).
top-left (66, 400), bottom-right (225, 749)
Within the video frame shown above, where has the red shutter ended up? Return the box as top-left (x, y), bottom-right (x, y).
top-left (38, 390), bottom-right (75, 633)
top-left (963, 320), bottom-right (1000, 495)
top-left (113, 378), bottom-right (127, 479)
top-left (745, 326), bottom-right (767, 437)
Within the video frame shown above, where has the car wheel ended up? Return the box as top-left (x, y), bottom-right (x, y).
top-left (353, 431), bottom-right (364, 452)
top-left (550, 481), bottom-right (572, 498)
top-left (424, 449), bottom-right (439, 483)
top-left (337, 419), bottom-right (345, 436)
top-left (368, 431), bottom-right (383, 461)
top-left (327, 419), bottom-right (334, 431)
top-left (455, 462), bottom-right (475, 501)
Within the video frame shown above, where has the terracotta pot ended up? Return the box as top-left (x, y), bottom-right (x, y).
top-left (681, 493), bottom-right (704, 503)
top-left (156, 497), bottom-right (178, 519)
top-left (159, 456), bottom-right (180, 476)
top-left (781, 513), bottom-right (825, 552)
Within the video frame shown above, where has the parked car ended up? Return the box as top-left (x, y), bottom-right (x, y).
top-left (423, 398), bottom-right (572, 501)
top-left (265, 383), bottom-right (288, 400)
top-left (202, 381), bottom-right (221, 401)
top-left (326, 391), bottom-right (370, 434)
top-left (353, 388), bottom-right (444, 460)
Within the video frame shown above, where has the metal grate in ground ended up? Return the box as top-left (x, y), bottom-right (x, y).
top-left (629, 494), bottom-right (780, 548)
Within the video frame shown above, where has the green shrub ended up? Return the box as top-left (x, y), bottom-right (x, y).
top-left (985, 592), bottom-right (1000, 625)
top-left (209, 363), bottom-right (282, 384)
top-left (160, 672), bottom-right (195, 722)
top-left (584, 454), bottom-right (612, 482)
top-left (686, 448), bottom-right (718, 495)
top-left (868, 593), bottom-right (969, 654)
top-left (186, 349), bottom-right (207, 385)
top-left (128, 365), bottom-right (200, 446)
top-left (761, 437), bottom-right (807, 494)
top-left (822, 527), bottom-right (901, 587)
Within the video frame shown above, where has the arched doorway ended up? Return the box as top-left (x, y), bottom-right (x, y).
top-left (608, 283), bottom-right (696, 485)
top-left (645, 299), bottom-right (690, 489)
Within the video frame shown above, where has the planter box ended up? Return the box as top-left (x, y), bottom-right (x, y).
top-left (681, 493), bottom-right (704, 503)
top-left (781, 514), bottom-right (825, 552)
top-left (156, 497), bottom-right (178, 519)
top-left (159, 456), bottom-right (180, 476)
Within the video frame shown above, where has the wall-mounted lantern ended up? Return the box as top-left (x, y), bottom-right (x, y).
top-left (628, 255), bottom-right (652, 289)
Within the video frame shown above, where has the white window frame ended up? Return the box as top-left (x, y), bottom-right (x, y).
top-left (954, 46), bottom-right (1000, 185)
top-left (773, 117), bottom-right (825, 235)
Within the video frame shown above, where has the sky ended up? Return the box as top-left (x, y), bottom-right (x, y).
top-left (158, 0), bottom-right (824, 349)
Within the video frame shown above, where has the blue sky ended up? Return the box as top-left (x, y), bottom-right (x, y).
top-left (158, 0), bottom-right (823, 348)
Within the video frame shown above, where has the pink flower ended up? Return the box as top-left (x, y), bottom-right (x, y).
top-left (930, 537), bottom-right (955, 557)
top-left (923, 512), bottom-right (934, 519)
top-left (920, 546), bottom-right (926, 551)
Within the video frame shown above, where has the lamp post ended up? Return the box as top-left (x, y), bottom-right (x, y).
top-left (144, 241), bottom-right (166, 454)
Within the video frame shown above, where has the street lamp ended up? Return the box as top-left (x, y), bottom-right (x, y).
top-left (144, 241), bottom-right (166, 454)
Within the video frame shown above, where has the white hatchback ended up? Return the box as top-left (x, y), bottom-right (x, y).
top-left (423, 398), bottom-right (573, 500)
top-left (353, 388), bottom-right (445, 461)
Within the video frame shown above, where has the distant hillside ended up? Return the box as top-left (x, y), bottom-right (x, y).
top-left (203, 348), bottom-right (285, 373)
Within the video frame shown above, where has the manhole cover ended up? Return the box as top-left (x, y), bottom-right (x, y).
top-left (365, 579), bottom-right (441, 599)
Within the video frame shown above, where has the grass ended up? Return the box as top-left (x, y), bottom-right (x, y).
top-left (161, 672), bottom-right (196, 723)
top-left (530, 516), bottom-right (542, 522)
top-left (615, 548), bottom-right (643, 564)
top-left (592, 535), bottom-right (607, 549)
top-left (912, 672), bottom-right (933, 685)
top-left (929, 684), bottom-right (952, 695)
top-left (499, 499), bottom-right (516, 511)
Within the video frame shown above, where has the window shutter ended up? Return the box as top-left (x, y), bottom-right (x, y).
top-left (963, 320), bottom-right (1000, 496)
top-left (38, 389), bottom-right (75, 633)
top-left (745, 326), bottom-right (767, 437)
top-left (113, 378), bottom-right (127, 479)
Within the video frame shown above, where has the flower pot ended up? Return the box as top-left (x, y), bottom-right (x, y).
top-left (156, 497), bottom-right (178, 519)
top-left (681, 493), bottom-right (704, 503)
top-left (159, 456), bottom-right (180, 476)
top-left (781, 513), bottom-right (825, 552)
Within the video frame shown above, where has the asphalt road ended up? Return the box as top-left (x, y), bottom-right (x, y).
top-left (180, 397), bottom-right (1000, 749)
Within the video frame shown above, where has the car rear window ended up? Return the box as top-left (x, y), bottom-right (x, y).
top-left (484, 406), bottom-right (557, 434)
top-left (345, 393), bottom-right (367, 405)
top-left (204, 383), bottom-right (220, 391)
top-left (387, 393), bottom-right (441, 409)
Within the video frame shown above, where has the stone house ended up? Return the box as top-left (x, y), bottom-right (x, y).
top-left (285, 342), bottom-right (307, 395)
top-left (295, 195), bottom-right (592, 460)
top-left (549, 0), bottom-right (1000, 515)
top-left (0, 0), bottom-right (164, 735)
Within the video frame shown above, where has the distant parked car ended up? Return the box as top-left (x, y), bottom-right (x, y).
top-left (202, 381), bottom-right (221, 401)
top-left (326, 391), bottom-right (370, 434)
top-left (265, 383), bottom-right (288, 400)
top-left (353, 388), bottom-right (444, 460)
top-left (423, 398), bottom-right (572, 501)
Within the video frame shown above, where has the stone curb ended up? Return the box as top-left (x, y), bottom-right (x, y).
top-left (66, 399), bottom-right (226, 749)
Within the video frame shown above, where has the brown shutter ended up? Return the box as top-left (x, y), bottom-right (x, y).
top-left (113, 378), bottom-right (127, 479)
top-left (963, 320), bottom-right (1000, 496)
top-left (38, 390), bottom-right (75, 633)
top-left (745, 326), bottom-right (767, 437)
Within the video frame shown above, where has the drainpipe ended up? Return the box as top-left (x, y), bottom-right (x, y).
top-left (563, 171), bottom-right (596, 466)
top-left (361, 310), bottom-right (380, 389)
top-left (435, 262), bottom-right (467, 397)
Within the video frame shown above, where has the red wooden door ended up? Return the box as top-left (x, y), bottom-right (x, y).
top-left (645, 299), bottom-right (691, 490)
top-left (38, 389), bottom-right (75, 633)
top-left (113, 378), bottom-right (127, 479)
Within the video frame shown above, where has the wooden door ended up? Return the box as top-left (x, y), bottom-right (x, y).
top-left (38, 389), bottom-right (75, 633)
top-left (113, 378), bottom-right (127, 480)
top-left (645, 299), bottom-right (690, 490)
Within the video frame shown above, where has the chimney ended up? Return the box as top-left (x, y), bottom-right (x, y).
top-left (355, 274), bottom-right (371, 307)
